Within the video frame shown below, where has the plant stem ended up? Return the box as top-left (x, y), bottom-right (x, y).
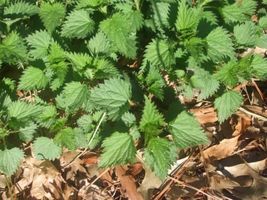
top-left (5, 176), bottom-right (15, 200)
top-left (62, 112), bottom-right (107, 169)
top-left (134, 0), bottom-right (140, 10)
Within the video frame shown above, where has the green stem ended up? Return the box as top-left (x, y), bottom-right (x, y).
top-left (2, 138), bottom-right (7, 149)
top-left (134, 0), bottom-right (140, 10)
top-left (62, 112), bottom-right (107, 169)
top-left (5, 176), bottom-right (14, 200)
top-left (200, 0), bottom-right (212, 7)
top-left (87, 112), bottom-right (106, 147)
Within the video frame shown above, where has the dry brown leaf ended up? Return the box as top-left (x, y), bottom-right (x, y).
top-left (78, 179), bottom-right (113, 200)
top-left (60, 151), bottom-right (88, 181)
top-left (115, 166), bottom-right (143, 200)
top-left (224, 159), bottom-right (267, 178)
top-left (138, 165), bottom-right (162, 200)
top-left (243, 105), bottom-right (267, 118)
top-left (15, 157), bottom-right (74, 200)
top-left (190, 107), bottom-right (218, 125)
top-left (0, 175), bottom-right (7, 189)
top-left (129, 162), bottom-right (143, 176)
top-left (99, 168), bottom-right (114, 185)
top-left (232, 114), bottom-right (251, 136)
top-left (31, 160), bottom-right (70, 199)
top-left (202, 136), bottom-right (240, 162)
top-left (227, 160), bottom-right (267, 200)
top-left (209, 172), bottom-right (240, 191)
top-left (82, 154), bottom-right (98, 165)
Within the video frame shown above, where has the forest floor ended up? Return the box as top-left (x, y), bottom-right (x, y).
top-left (1, 81), bottom-right (267, 200)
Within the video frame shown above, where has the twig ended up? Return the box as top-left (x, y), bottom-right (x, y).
top-left (88, 168), bottom-right (110, 188)
top-left (153, 155), bottom-right (193, 200)
top-left (168, 176), bottom-right (225, 200)
top-left (251, 79), bottom-right (264, 102)
top-left (5, 176), bottom-right (15, 200)
top-left (238, 107), bottom-right (267, 121)
top-left (62, 112), bottom-right (106, 169)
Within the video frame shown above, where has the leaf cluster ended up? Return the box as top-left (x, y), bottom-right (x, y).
top-left (0, 0), bottom-right (266, 179)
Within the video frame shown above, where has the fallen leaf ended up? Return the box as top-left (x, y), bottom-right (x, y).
top-left (138, 164), bottom-right (162, 200)
top-left (128, 162), bottom-right (143, 176)
top-left (202, 136), bottom-right (240, 162)
top-left (209, 172), bottom-right (240, 191)
top-left (115, 166), bottom-right (143, 200)
top-left (60, 151), bottom-right (88, 181)
top-left (190, 107), bottom-right (218, 125)
top-left (232, 114), bottom-right (251, 136)
top-left (78, 180), bottom-right (113, 200)
top-left (223, 159), bottom-right (267, 178)
top-left (229, 160), bottom-right (267, 200)
top-left (0, 175), bottom-right (7, 189)
top-left (15, 157), bottom-right (74, 200)
top-left (99, 168), bottom-right (114, 185)
top-left (82, 153), bottom-right (98, 165)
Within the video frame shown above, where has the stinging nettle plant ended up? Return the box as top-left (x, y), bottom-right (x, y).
top-left (0, 0), bottom-right (267, 179)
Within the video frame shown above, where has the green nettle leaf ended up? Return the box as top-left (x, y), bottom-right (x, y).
top-left (4, 1), bottom-right (39, 16)
top-left (139, 97), bottom-right (165, 144)
top-left (221, 4), bottom-right (245, 24)
top-left (256, 35), bottom-right (267, 49)
top-left (143, 39), bottom-right (175, 68)
top-left (214, 91), bottom-right (243, 123)
top-left (222, 0), bottom-right (257, 24)
top-left (49, 64), bottom-right (69, 91)
top-left (77, 114), bottom-right (93, 133)
top-left (206, 27), bottom-right (234, 62)
top-left (37, 105), bottom-right (57, 128)
top-left (185, 37), bottom-right (207, 62)
top-left (146, 66), bottom-right (165, 100)
top-left (170, 111), bottom-right (208, 148)
top-left (176, 0), bottom-right (199, 33)
top-left (54, 128), bottom-right (76, 151)
top-left (100, 13), bottom-right (137, 58)
top-left (215, 56), bottom-right (254, 87)
top-left (19, 122), bottom-right (37, 142)
top-left (90, 78), bottom-right (132, 119)
top-left (94, 58), bottom-right (120, 79)
top-left (190, 69), bottom-right (219, 100)
top-left (39, 2), bottom-right (65, 33)
top-left (0, 90), bottom-right (12, 110)
top-left (61, 9), bottom-right (94, 39)
top-left (99, 132), bottom-right (136, 167)
top-left (152, 2), bottom-right (170, 29)
top-left (48, 42), bottom-right (66, 63)
top-left (56, 82), bottom-right (89, 112)
top-left (66, 52), bottom-right (92, 72)
top-left (251, 55), bottom-right (267, 79)
top-left (76, 0), bottom-right (108, 8)
top-left (214, 61), bottom-right (239, 87)
top-left (237, 0), bottom-right (257, 16)
top-left (121, 112), bottom-right (136, 127)
top-left (8, 101), bottom-right (43, 124)
top-left (27, 30), bottom-right (53, 59)
top-left (33, 137), bottom-right (61, 160)
top-left (87, 31), bottom-right (111, 54)
top-left (0, 32), bottom-right (27, 63)
top-left (201, 10), bottom-right (218, 26)
top-left (144, 138), bottom-right (175, 179)
top-left (126, 10), bottom-right (144, 32)
top-left (18, 67), bottom-right (48, 90)
top-left (0, 148), bottom-right (24, 176)
top-left (259, 16), bottom-right (267, 29)
top-left (234, 21), bottom-right (258, 47)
